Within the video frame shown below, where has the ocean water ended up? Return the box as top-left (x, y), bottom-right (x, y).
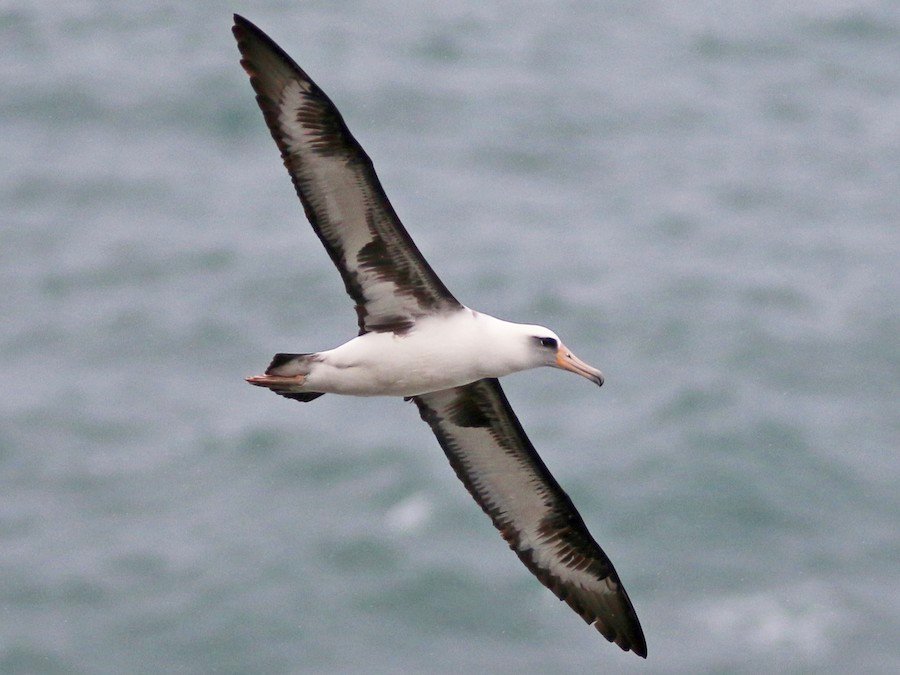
top-left (1, 1), bottom-right (898, 672)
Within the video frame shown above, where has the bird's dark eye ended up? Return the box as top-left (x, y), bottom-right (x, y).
top-left (538, 337), bottom-right (558, 349)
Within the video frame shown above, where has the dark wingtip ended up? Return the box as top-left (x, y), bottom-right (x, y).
top-left (602, 625), bottom-right (646, 658)
top-left (619, 616), bottom-right (647, 658)
top-left (231, 14), bottom-right (248, 45)
top-left (628, 633), bottom-right (648, 658)
top-left (232, 13), bottom-right (248, 36)
top-left (232, 14), bottom-right (267, 46)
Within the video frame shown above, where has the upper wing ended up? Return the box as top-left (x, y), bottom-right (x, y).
top-left (412, 378), bottom-right (647, 657)
top-left (232, 15), bottom-right (460, 334)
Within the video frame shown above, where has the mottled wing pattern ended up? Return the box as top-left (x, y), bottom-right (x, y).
top-left (413, 378), bottom-right (646, 657)
top-left (233, 15), bottom-right (460, 333)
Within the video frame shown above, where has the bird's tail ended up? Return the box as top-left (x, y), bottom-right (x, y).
top-left (246, 353), bottom-right (325, 403)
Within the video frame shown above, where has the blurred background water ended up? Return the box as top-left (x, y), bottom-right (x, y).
top-left (1, 1), bottom-right (898, 672)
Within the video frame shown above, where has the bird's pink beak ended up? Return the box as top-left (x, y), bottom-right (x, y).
top-left (554, 344), bottom-right (604, 386)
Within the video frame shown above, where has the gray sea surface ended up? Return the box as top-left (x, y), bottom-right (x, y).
top-left (2, 1), bottom-right (898, 672)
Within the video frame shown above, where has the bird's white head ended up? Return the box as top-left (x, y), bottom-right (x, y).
top-left (517, 324), bottom-right (605, 387)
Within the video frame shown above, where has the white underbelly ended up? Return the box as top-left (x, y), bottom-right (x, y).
top-left (307, 347), bottom-right (487, 396)
top-left (311, 364), bottom-right (477, 397)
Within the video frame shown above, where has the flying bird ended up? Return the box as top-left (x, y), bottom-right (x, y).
top-left (233, 14), bottom-right (646, 658)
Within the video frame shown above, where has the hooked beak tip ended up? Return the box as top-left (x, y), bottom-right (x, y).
top-left (556, 346), bottom-right (605, 388)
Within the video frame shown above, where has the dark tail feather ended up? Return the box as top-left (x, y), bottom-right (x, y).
top-left (266, 352), bottom-right (318, 375)
top-left (261, 353), bottom-right (325, 403)
top-left (280, 392), bottom-right (325, 403)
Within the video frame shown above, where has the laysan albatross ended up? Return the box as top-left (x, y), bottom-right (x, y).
top-left (233, 14), bottom-right (646, 658)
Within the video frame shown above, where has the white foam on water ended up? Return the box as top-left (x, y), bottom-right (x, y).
top-left (384, 493), bottom-right (433, 534)
top-left (692, 581), bottom-right (844, 657)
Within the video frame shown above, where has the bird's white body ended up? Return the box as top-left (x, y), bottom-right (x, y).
top-left (306, 309), bottom-right (549, 397)
top-left (250, 307), bottom-right (602, 398)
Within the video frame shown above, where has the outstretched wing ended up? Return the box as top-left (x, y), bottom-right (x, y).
top-left (412, 378), bottom-right (646, 657)
top-left (233, 15), bottom-right (460, 334)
